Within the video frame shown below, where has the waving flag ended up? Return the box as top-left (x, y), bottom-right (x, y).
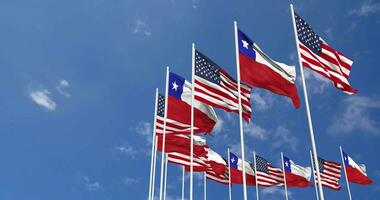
top-left (283, 156), bottom-right (312, 187)
top-left (156, 134), bottom-right (208, 157)
top-left (293, 12), bottom-right (357, 94)
top-left (238, 29), bottom-right (300, 108)
top-left (155, 72), bottom-right (218, 135)
top-left (194, 50), bottom-right (252, 122)
top-left (342, 151), bottom-right (373, 185)
top-left (205, 148), bottom-right (229, 184)
top-left (168, 151), bottom-right (209, 172)
top-left (314, 157), bottom-right (342, 190)
top-left (255, 155), bottom-right (284, 186)
top-left (166, 135), bottom-right (209, 172)
top-left (229, 152), bottom-right (256, 185)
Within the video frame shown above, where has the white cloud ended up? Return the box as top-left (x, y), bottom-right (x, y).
top-left (83, 176), bottom-right (100, 191)
top-left (56, 79), bottom-right (71, 97)
top-left (29, 89), bottom-right (57, 111)
top-left (272, 126), bottom-right (298, 152)
top-left (212, 118), bottom-right (224, 134)
top-left (244, 123), bottom-right (270, 140)
top-left (302, 69), bottom-right (330, 94)
top-left (132, 19), bottom-right (152, 37)
top-left (115, 144), bottom-right (137, 158)
top-left (136, 122), bottom-right (153, 143)
top-left (123, 176), bottom-right (139, 185)
top-left (324, 28), bottom-right (333, 40)
top-left (328, 96), bottom-right (380, 135)
top-left (251, 92), bottom-right (274, 110)
top-left (349, 1), bottom-right (380, 16)
top-left (261, 186), bottom-right (292, 198)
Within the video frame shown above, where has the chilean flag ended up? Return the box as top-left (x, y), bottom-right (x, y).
top-left (229, 152), bottom-right (256, 185)
top-left (156, 134), bottom-right (208, 157)
top-left (342, 151), bottom-right (373, 185)
top-left (238, 29), bottom-right (300, 108)
top-left (283, 156), bottom-right (312, 187)
top-left (167, 72), bottom-right (218, 134)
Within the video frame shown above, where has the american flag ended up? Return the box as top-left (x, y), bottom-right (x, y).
top-left (155, 94), bottom-right (200, 134)
top-left (167, 151), bottom-right (209, 172)
top-left (294, 12), bottom-right (357, 94)
top-left (314, 157), bottom-right (342, 190)
top-left (194, 50), bottom-right (252, 122)
top-left (255, 155), bottom-right (284, 186)
top-left (206, 170), bottom-right (229, 185)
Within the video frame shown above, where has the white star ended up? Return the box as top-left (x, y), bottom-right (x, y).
top-left (172, 81), bottom-right (178, 91)
top-left (285, 161), bottom-right (289, 167)
top-left (241, 40), bottom-right (249, 49)
top-left (231, 157), bottom-right (235, 163)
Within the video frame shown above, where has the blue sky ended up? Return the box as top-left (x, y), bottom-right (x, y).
top-left (0, 0), bottom-right (379, 199)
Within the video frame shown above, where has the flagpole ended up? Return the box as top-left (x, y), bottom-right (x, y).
top-left (280, 152), bottom-right (289, 200)
top-left (164, 154), bottom-right (168, 200)
top-left (152, 135), bottom-right (158, 200)
top-left (340, 146), bottom-right (353, 200)
top-left (233, 20), bottom-right (248, 200)
top-left (310, 150), bottom-right (320, 200)
top-left (290, 4), bottom-right (324, 200)
top-left (159, 66), bottom-right (170, 200)
top-left (253, 151), bottom-right (259, 200)
top-left (148, 89), bottom-right (159, 200)
top-left (228, 148), bottom-right (232, 200)
top-left (182, 166), bottom-right (185, 200)
top-left (190, 43), bottom-right (195, 200)
top-left (204, 172), bottom-right (207, 200)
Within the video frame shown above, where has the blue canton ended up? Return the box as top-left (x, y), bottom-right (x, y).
top-left (168, 72), bottom-right (185, 100)
top-left (157, 94), bottom-right (165, 117)
top-left (238, 29), bottom-right (256, 61)
top-left (294, 12), bottom-right (322, 55)
top-left (256, 155), bottom-right (269, 173)
top-left (195, 50), bottom-right (221, 85)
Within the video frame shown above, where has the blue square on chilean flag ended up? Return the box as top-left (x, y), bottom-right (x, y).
top-left (238, 29), bottom-right (256, 61)
top-left (283, 156), bottom-right (291, 172)
top-left (229, 152), bottom-right (238, 169)
top-left (342, 151), bottom-right (349, 166)
top-left (168, 72), bottom-right (185, 100)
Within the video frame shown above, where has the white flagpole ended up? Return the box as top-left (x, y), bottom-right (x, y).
top-left (152, 135), bottom-right (158, 200)
top-left (290, 4), bottom-right (324, 200)
top-left (280, 152), bottom-right (289, 200)
top-left (228, 148), bottom-right (232, 200)
top-left (159, 67), bottom-right (170, 200)
top-left (253, 151), bottom-right (259, 200)
top-left (204, 172), bottom-right (207, 200)
top-left (233, 20), bottom-right (248, 200)
top-left (190, 43), bottom-right (195, 200)
top-left (148, 89), bottom-right (159, 200)
top-left (164, 154), bottom-right (168, 200)
top-left (182, 166), bottom-right (185, 200)
top-left (340, 146), bottom-right (353, 200)
top-left (310, 150), bottom-right (320, 200)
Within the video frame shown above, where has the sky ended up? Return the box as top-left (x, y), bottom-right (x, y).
top-left (0, 0), bottom-right (379, 199)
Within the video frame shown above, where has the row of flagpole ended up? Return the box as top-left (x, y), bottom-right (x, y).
top-left (146, 4), bottom-right (360, 200)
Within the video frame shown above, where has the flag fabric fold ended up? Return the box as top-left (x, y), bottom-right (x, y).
top-left (255, 155), bottom-right (284, 187)
top-left (293, 12), bottom-right (358, 94)
top-left (238, 29), bottom-right (301, 108)
top-left (283, 156), bottom-right (312, 187)
top-left (156, 134), bottom-right (208, 157)
top-left (342, 151), bottom-right (373, 185)
top-left (314, 157), bottom-right (342, 190)
top-left (155, 72), bottom-right (218, 135)
top-left (229, 152), bottom-right (256, 185)
top-left (194, 50), bottom-right (252, 122)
